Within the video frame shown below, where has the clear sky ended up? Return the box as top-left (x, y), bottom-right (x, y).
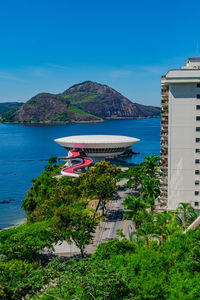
top-left (1, 0), bottom-right (200, 106)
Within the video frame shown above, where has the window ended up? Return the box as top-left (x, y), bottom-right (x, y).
top-left (196, 127), bottom-right (200, 132)
top-left (196, 116), bottom-right (200, 121)
top-left (195, 170), bottom-right (200, 174)
top-left (195, 159), bottom-right (200, 164)
top-left (196, 138), bottom-right (200, 143)
top-left (195, 202), bottom-right (199, 207)
top-left (195, 191), bottom-right (199, 195)
top-left (195, 180), bottom-right (200, 185)
top-left (197, 83), bottom-right (200, 88)
top-left (196, 149), bottom-right (200, 153)
top-left (197, 94), bottom-right (200, 99)
top-left (197, 105), bottom-right (200, 110)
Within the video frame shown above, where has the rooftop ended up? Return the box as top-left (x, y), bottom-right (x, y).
top-left (164, 58), bottom-right (200, 83)
top-left (182, 58), bottom-right (200, 69)
top-left (55, 135), bottom-right (139, 144)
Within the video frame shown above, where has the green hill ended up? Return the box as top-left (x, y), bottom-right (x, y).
top-left (1, 81), bottom-right (161, 123)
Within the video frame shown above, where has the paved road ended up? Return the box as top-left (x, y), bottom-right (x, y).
top-left (53, 180), bottom-right (134, 257)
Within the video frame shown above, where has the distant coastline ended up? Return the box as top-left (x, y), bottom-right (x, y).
top-left (0, 217), bottom-right (26, 232)
top-left (1, 115), bottom-right (160, 125)
top-left (0, 81), bottom-right (161, 124)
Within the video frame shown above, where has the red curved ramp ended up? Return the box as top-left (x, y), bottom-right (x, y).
top-left (67, 151), bottom-right (80, 159)
top-left (61, 151), bottom-right (93, 177)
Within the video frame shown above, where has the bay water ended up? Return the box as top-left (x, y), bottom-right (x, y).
top-left (0, 118), bottom-right (161, 229)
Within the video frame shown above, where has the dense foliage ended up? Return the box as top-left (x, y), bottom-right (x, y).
top-left (0, 221), bottom-right (54, 262)
top-left (22, 161), bottom-right (120, 221)
top-left (32, 229), bottom-right (200, 299)
top-left (0, 156), bottom-right (199, 299)
top-left (0, 260), bottom-right (49, 299)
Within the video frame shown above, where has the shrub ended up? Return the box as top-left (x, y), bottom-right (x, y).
top-left (0, 221), bottom-right (54, 261)
top-left (0, 259), bottom-right (49, 299)
top-left (92, 238), bottom-right (135, 260)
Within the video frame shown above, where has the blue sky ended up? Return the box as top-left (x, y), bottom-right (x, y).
top-left (0, 0), bottom-right (200, 106)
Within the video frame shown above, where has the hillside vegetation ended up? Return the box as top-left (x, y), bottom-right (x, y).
top-left (0, 102), bottom-right (23, 122)
top-left (0, 81), bottom-right (160, 123)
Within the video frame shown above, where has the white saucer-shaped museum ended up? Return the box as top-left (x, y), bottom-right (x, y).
top-left (55, 135), bottom-right (140, 158)
top-left (54, 135), bottom-right (140, 177)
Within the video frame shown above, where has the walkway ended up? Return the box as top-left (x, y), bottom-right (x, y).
top-left (53, 179), bottom-right (133, 257)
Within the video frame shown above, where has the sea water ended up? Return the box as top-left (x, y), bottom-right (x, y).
top-left (0, 118), bottom-right (160, 229)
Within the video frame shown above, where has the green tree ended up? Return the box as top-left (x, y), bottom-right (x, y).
top-left (140, 176), bottom-right (160, 211)
top-left (118, 165), bottom-right (143, 190)
top-left (80, 161), bottom-right (120, 215)
top-left (92, 239), bottom-right (135, 260)
top-left (31, 176), bottom-right (83, 221)
top-left (140, 154), bottom-right (160, 178)
top-left (52, 205), bottom-right (100, 257)
top-left (153, 211), bottom-right (175, 244)
top-left (48, 156), bottom-right (57, 165)
top-left (123, 195), bottom-right (149, 228)
top-left (176, 202), bottom-right (198, 229)
top-left (0, 259), bottom-right (49, 300)
top-left (0, 221), bottom-right (54, 261)
top-left (133, 220), bottom-right (156, 246)
top-left (22, 171), bottom-right (57, 221)
top-left (118, 155), bottom-right (160, 190)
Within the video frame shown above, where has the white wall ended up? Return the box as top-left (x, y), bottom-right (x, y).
top-left (168, 83), bottom-right (200, 209)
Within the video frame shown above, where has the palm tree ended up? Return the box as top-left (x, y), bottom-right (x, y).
top-left (140, 155), bottom-right (160, 178)
top-left (176, 202), bottom-right (198, 229)
top-left (140, 176), bottom-right (160, 212)
top-left (154, 211), bottom-right (174, 244)
top-left (123, 195), bottom-right (149, 228)
top-left (135, 221), bottom-right (156, 246)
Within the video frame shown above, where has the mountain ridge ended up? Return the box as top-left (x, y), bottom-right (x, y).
top-left (0, 81), bottom-right (160, 123)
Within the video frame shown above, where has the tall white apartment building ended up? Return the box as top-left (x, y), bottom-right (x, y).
top-left (160, 58), bottom-right (200, 210)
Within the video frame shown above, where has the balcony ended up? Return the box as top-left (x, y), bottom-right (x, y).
top-left (161, 133), bottom-right (168, 139)
top-left (162, 102), bottom-right (169, 108)
top-left (161, 155), bottom-right (168, 160)
top-left (161, 123), bottom-right (168, 127)
top-left (159, 197), bottom-right (168, 206)
top-left (160, 150), bottom-right (168, 157)
top-left (161, 156), bottom-right (168, 162)
top-left (160, 154), bottom-right (168, 159)
top-left (161, 107), bottom-right (168, 113)
top-left (160, 180), bottom-right (168, 187)
top-left (161, 144), bottom-right (168, 150)
top-left (161, 163), bottom-right (168, 168)
top-left (161, 93), bottom-right (169, 98)
top-left (161, 135), bottom-right (168, 141)
top-left (161, 165), bottom-right (168, 171)
top-left (161, 139), bottom-right (168, 144)
top-left (161, 128), bottom-right (168, 134)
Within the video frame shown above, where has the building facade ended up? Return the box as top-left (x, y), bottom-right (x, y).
top-left (160, 58), bottom-right (200, 210)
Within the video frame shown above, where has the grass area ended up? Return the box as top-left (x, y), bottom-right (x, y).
top-left (45, 112), bottom-right (70, 122)
top-left (62, 92), bottom-right (102, 104)
top-left (69, 105), bottom-right (89, 115)
top-left (62, 92), bottom-right (85, 99)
